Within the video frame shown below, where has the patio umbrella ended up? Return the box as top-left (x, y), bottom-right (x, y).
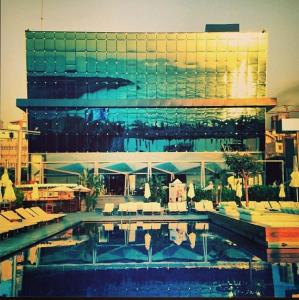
top-left (236, 181), bottom-right (243, 200)
top-left (290, 155), bottom-right (299, 202)
top-left (72, 184), bottom-right (91, 193)
top-left (49, 186), bottom-right (74, 192)
top-left (144, 182), bottom-right (151, 200)
top-left (278, 183), bottom-right (286, 199)
top-left (0, 185), bottom-right (3, 203)
top-left (187, 182), bottom-right (195, 200)
top-left (3, 179), bottom-right (16, 202)
top-left (31, 182), bottom-right (40, 201)
top-left (1, 168), bottom-right (10, 187)
top-left (72, 184), bottom-right (91, 211)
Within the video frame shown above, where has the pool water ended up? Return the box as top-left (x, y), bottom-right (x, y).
top-left (1, 221), bottom-right (299, 297)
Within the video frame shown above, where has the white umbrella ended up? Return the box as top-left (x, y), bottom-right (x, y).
top-left (72, 184), bottom-right (91, 193)
top-left (3, 180), bottom-right (16, 202)
top-left (0, 185), bottom-right (3, 203)
top-left (236, 182), bottom-right (243, 199)
top-left (1, 168), bottom-right (10, 187)
top-left (144, 182), bottom-right (151, 200)
top-left (31, 182), bottom-right (40, 201)
top-left (187, 182), bottom-right (195, 200)
top-left (49, 186), bottom-right (74, 192)
top-left (278, 183), bottom-right (286, 199)
top-left (290, 155), bottom-right (299, 202)
top-left (72, 184), bottom-right (91, 211)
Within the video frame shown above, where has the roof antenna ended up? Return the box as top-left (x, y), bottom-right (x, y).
top-left (40, 0), bottom-right (44, 30)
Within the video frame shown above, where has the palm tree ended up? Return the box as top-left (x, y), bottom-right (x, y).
top-left (80, 169), bottom-right (105, 211)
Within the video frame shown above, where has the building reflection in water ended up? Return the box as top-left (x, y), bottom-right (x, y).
top-left (1, 222), bottom-right (299, 297)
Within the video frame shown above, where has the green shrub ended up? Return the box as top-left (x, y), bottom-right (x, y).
top-left (14, 188), bottom-right (24, 208)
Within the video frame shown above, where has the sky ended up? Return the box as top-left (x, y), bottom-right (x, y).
top-left (1, 0), bottom-right (299, 124)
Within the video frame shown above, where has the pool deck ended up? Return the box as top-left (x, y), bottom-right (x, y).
top-left (208, 211), bottom-right (299, 262)
top-left (0, 212), bottom-right (208, 260)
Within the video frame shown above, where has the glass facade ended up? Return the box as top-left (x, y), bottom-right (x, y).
top-left (24, 31), bottom-right (268, 154)
top-left (28, 107), bottom-right (265, 153)
top-left (26, 31), bottom-right (267, 100)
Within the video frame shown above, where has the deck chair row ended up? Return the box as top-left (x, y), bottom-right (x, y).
top-left (193, 200), bottom-right (215, 213)
top-left (103, 202), bottom-right (164, 215)
top-left (239, 200), bottom-right (299, 214)
top-left (0, 206), bottom-right (65, 239)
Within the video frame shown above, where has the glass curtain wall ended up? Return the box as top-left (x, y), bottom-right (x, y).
top-left (26, 31), bottom-right (267, 100)
top-left (28, 107), bottom-right (265, 153)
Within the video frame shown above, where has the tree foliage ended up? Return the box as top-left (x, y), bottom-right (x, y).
top-left (225, 153), bottom-right (262, 206)
top-left (148, 175), bottom-right (168, 206)
top-left (225, 153), bottom-right (262, 178)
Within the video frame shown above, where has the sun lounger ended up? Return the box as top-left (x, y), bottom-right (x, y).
top-left (202, 200), bottom-right (215, 211)
top-left (0, 214), bottom-right (26, 232)
top-left (237, 207), bottom-right (299, 223)
top-left (102, 203), bottom-right (115, 215)
top-left (118, 203), bottom-right (128, 215)
top-left (223, 201), bottom-right (238, 208)
top-left (151, 202), bottom-right (163, 214)
top-left (168, 202), bottom-right (179, 214)
top-left (143, 202), bottom-right (153, 214)
top-left (136, 202), bottom-right (144, 213)
top-left (1, 210), bottom-right (37, 226)
top-left (127, 202), bottom-right (138, 214)
top-left (177, 201), bottom-right (188, 214)
top-left (25, 208), bottom-right (56, 222)
top-left (30, 206), bottom-right (65, 220)
top-left (193, 201), bottom-right (205, 213)
top-left (279, 201), bottom-right (298, 214)
top-left (260, 201), bottom-right (272, 210)
top-left (269, 201), bottom-right (281, 211)
top-left (218, 204), bottom-right (240, 219)
top-left (15, 208), bottom-right (46, 224)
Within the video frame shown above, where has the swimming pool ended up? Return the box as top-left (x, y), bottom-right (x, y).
top-left (1, 221), bottom-right (298, 297)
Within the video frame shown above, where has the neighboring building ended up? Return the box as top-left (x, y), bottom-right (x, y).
top-left (17, 30), bottom-right (276, 193)
top-left (0, 116), bottom-right (28, 170)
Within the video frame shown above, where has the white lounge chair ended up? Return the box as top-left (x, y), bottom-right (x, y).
top-left (194, 201), bottom-right (205, 213)
top-left (136, 202), bottom-right (144, 213)
top-left (127, 202), bottom-right (138, 214)
top-left (25, 208), bottom-right (55, 222)
top-left (269, 201), bottom-right (281, 211)
top-left (118, 203), bottom-right (128, 215)
top-left (151, 202), bottom-right (163, 214)
top-left (16, 208), bottom-right (48, 224)
top-left (168, 202), bottom-right (179, 214)
top-left (143, 202), bottom-right (153, 214)
top-left (30, 206), bottom-right (65, 220)
top-left (177, 201), bottom-right (188, 214)
top-left (202, 200), bottom-right (215, 211)
top-left (1, 210), bottom-right (38, 226)
top-left (219, 204), bottom-right (240, 219)
top-left (102, 203), bottom-right (114, 215)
